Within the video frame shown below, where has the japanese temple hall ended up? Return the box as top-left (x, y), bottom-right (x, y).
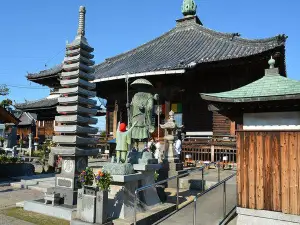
top-left (15, 0), bottom-right (287, 139)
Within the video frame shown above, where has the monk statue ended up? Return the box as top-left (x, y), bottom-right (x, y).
top-left (116, 121), bottom-right (137, 163)
top-left (129, 78), bottom-right (157, 149)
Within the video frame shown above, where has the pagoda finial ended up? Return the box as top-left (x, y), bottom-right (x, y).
top-left (77, 6), bottom-right (86, 36)
top-left (182, 0), bottom-right (197, 17)
top-left (268, 56), bottom-right (275, 69)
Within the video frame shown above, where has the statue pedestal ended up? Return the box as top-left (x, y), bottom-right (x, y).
top-left (163, 158), bottom-right (184, 188)
top-left (133, 164), bottom-right (161, 207)
top-left (108, 173), bottom-right (144, 220)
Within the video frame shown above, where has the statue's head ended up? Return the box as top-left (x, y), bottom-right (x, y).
top-left (119, 123), bottom-right (127, 132)
top-left (130, 78), bottom-right (153, 91)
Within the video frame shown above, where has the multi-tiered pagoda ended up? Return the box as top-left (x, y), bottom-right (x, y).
top-left (50, 6), bottom-right (98, 206)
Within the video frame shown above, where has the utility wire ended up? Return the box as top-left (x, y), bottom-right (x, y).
top-left (4, 84), bottom-right (49, 90)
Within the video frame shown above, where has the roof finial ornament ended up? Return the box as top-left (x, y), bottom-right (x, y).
top-left (77, 6), bottom-right (86, 36)
top-left (268, 56), bottom-right (275, 69)
top-left (182, 0), bottom-right (197, 17)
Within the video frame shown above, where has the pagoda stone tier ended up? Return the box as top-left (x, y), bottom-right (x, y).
top-left (50, 6), bottom-right (98, 206)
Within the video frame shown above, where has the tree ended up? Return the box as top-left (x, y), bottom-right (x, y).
top-left (0, 99), bottom-right (12, 108)
top-left (0, 85), bottom-right (9, 96)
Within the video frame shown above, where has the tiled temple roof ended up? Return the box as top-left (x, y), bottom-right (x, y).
top-left (17, 112), bottom-right (37, 126)
top-left (15, 98), bottom-right (58, 110)
top-left (200, 58), bottom-right (300, 103)
top-left (26, 64), bottom-right (62, 79)
top-left (93, 17), bottom-right (286, 80)
top-left (25, 16), bottom-right (286, 82)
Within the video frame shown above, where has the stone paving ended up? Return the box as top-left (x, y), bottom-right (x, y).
top-left (0, 186), bottom-right (44, 209)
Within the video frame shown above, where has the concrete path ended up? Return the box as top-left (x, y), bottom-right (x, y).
top-left (0, 186), bottom-right (44, 209)
top-left (158, 175), bottom-right (236, 225)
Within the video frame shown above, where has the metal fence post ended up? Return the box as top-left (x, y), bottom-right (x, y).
top-left (201, 168), bottom-right (204, 192)
top-left (134, 191), bottom-right (137, 225)
top-left (223, 181), bottom-right (226, 218)
top-left (218, 161), bottom-right (220, 182)
top-left (176, 175), bottom-right (179, 210)
top-left (193, 196), bottom-right (197, 225)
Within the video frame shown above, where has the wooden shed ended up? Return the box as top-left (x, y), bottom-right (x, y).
top-left (201, 58), bottom-right (300, 224)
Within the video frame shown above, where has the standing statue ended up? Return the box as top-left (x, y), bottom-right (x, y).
top-left (116, 121), bottom-right (137, 163)
top-left (129, 78), bottom-right (157, 149)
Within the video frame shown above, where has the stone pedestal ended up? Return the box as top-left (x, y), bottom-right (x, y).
top-left (51, 155), bottom-right (90, 205)
top-left (163, 158), bottom-right (183, 188)
top-left (133, 164), bottom-right (161, 207)
top-left (77, 187), bottom-right (108, 224)
top-left (107, 173), bottom-right (144, 220)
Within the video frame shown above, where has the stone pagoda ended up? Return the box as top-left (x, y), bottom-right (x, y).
top-left (51, 6), bottom-right (98, 206)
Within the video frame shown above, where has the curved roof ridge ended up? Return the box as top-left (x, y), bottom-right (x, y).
top-left (195, 24), bottom-right (286, 45)
top-left (15, 97), bottom-right (57, 107)
top-left (27, 63), bottom-right (63, 79)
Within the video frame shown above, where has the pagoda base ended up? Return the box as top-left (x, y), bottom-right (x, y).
top-left (47, 155), bottom-right (90, 206)
top-left (51, 146), bottom-right (99, 156)
top-left (24, 199), bottom-right (76, 221)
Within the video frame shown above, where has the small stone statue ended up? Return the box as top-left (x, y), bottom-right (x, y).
top-left (129, 78), bottom-right (157, 149)
top-left (116, 121), bottom-right (137, 163)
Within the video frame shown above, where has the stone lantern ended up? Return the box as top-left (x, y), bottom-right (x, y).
top-left (160, 110), bottom-right (183, 186)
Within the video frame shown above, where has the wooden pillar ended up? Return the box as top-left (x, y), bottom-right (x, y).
top-left (230, 121), bottom-right (236, 136)
top-left (211, 145), bottom-right (215, 162)
top-left (106, 110), bottom-right (109, 137)
top-left (165, 101), bottom-right (170, 120)
top-left (113, 100), bottom-right (118, 138)
top-left (35, 121), bottom-right (39, 139)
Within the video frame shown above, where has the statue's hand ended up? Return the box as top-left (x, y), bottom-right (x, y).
top-left (149, 125), bottom-right (155, 133)
top-left (139, 104), bottom-right (145, 110)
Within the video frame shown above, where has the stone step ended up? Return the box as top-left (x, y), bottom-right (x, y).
top-left (16, 201), bottom-right (24, 208)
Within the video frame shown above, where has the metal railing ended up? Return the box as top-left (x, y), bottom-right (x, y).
top-left (133, 160), bottom-right (222, 225)
top-left (192, 173), bottom-right (237, 225)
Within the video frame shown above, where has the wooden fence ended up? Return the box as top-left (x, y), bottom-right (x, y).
top-left (181, 135), bottom-right (236, 163)
top-left (237, 131), bottom-right (300, 215)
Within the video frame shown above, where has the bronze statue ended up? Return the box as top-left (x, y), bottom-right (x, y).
top-left (129, 78), bottom-right (157, 148)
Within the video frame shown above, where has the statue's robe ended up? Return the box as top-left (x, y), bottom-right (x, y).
top-left (130, 92), bottom-right (154, 141)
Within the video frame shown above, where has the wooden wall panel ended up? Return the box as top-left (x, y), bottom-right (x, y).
top-left (281, 132), bottom-right (289, 213)
top-left (255, 132), bottom-right (264, 209)
top-left (272, 132), bottom-right (281, 211)
top-left (248, 132), bottom-right (256, 209)
top-left (237, 132), bottom-right (243, 207)
top-left (237, 131), bottom-right (300, 215)
top-left (213, 112), bottom-right (231, 135)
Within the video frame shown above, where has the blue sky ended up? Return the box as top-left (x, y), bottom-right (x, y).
top-left (0, 0), bottom-right (299, 130)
